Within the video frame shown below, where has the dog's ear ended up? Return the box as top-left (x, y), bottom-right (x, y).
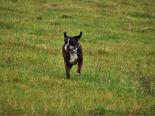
top-left (64, 32), bottom-right (68, 38)
top-left (64, 32), bottom-right (69, 42)
top-left (79, 32), bottom-right (82, 38)
top-left (75, 32), bottom-right (82, 41)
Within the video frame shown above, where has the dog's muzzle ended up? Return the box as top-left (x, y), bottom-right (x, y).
top-left (65, 44), bottom-right (80, 53)
top-left (69, 45), bottom-right (80, 53)
top-left (69, 46), bottom-right (77, 53)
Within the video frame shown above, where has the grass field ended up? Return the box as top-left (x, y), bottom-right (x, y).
top-left (0, 0), bottom-right (155, 115)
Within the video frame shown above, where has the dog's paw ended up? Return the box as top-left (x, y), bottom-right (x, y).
top-left (76, 72), bottom-right (80, 76)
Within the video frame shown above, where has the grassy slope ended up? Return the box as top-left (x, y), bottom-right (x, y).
top-left (0, 0), bottom-right (155, 115)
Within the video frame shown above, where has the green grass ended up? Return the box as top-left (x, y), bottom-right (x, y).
top-left (0, 0), bottom-right (155, 115)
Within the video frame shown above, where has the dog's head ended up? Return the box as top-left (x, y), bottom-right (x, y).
top-left (64, 32), bottom-right (82, 53)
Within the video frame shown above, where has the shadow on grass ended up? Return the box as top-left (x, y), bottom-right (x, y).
top-left (88, 104), bottom-right (125, 116)
top-left (0, 6), bottom-right (24, 14)
top-left (128, 12), bottom-right (155, 19)
top-left (0, 22), bottom-right (14, 30)
top-left (95, 34), bottom-right (121, 43)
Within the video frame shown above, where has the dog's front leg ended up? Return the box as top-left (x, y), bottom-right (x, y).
top-left (65, 63), bottom-right (73, 79)
top-left (66, 67), bottom-right (71, 79)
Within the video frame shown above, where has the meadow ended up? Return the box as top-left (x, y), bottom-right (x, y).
top-left (0, 0), bottom-right (155, 115)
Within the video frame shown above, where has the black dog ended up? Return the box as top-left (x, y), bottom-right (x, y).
top-left (62, 32), bottom-right (83, 79)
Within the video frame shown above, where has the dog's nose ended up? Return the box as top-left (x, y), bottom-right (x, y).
top-left (69, 46), bottom-right (74, 50)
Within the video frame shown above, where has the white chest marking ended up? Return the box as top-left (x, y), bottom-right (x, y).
top-left (69, 52), bottom-right (78, 63)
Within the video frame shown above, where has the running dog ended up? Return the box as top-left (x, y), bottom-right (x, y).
top-left (62, 32), bottom-right (83, 79)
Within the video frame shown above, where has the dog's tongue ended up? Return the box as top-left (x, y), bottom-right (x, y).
top-left (71, 50), bottom-right (75, 53)
top-left (70, 50), bottom-right (77, 53)
top-left (69, 48), bottom-right (77, 53)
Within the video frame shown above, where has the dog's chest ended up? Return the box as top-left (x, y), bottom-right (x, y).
top-left (69, 52), bottom-right (78, 63)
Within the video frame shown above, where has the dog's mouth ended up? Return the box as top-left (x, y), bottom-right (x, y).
top-left (65, 44), bottom-right (80, 53)
top-left (70, 47), bottom-right (78, 53)
top-left (67, 45), bottom-right (78, 52)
